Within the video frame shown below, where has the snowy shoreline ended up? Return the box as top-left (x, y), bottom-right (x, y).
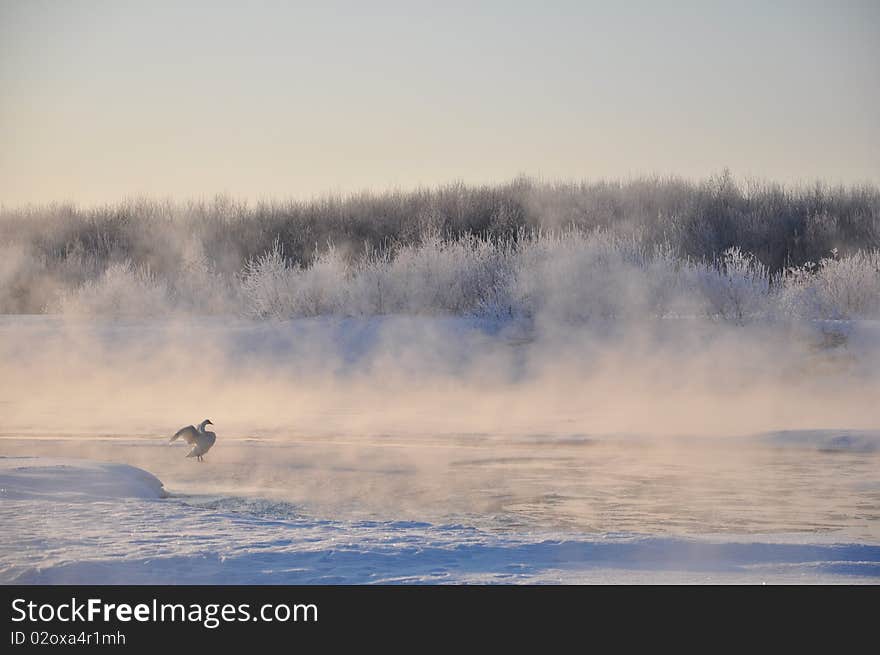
top-left (2, 457), bottom-right (878, 585)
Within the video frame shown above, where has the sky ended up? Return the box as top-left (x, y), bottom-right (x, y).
top-left (1, 0), bottom-right (878, 207)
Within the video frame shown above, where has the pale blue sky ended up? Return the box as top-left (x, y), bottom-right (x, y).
top-left (1, 0), bottom-right (878, 206)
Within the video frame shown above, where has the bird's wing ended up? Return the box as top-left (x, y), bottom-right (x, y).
top-left (170, 425), bottom-right (199, 444)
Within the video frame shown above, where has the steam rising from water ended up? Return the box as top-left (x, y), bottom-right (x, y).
top-left (1, 314), bottom-right (878, 538)
top-left (1, 315), bottom-right (877, 440)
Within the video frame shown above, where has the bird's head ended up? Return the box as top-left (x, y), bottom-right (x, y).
top-left (204, 419), bottom-right (213, 426)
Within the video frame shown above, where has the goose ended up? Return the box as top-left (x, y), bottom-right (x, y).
top-left (169, 419), bottom-right (216, 462)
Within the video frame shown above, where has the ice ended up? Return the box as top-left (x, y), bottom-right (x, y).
top-left (761, 430), bottom-right (880, 453)
top-left (0, 455), bottom-right (877, 584)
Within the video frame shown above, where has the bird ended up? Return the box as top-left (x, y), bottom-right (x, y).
top-left (169, 419), bottom-right (217, 462)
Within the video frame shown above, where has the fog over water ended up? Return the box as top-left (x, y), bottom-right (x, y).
top-left (1, 315), bottom-right (877, 543)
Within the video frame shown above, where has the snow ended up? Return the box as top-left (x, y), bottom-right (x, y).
top-left (1, 456), bottom-right (877, 584)
top-left (0, 457), bottom-right (166, 501)
top-left (760, 430), bottom-right (880, 453)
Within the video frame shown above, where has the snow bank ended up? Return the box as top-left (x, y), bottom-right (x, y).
top-left (6, 510), bottom-right (880, 584)
top-left (0, 457), bottom-right (166, 501)
top-left (1, 455), bottom-right (877, 584)
top-left (761, 430), bottom-right (880, 453)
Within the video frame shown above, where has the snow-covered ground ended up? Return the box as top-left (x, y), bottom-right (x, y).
top-left (1, 430), bottom-right (878, 584)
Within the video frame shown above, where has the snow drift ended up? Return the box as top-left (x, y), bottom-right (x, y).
top-left (0, 457), bottom-right (166, 501)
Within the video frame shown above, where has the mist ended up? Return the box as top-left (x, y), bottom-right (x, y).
top-left (2, 310), bottom-right (877, 436)
top-left (2, 309), bottom-right (877, 527)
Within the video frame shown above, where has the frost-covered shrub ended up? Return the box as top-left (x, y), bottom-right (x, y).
top-left (641, 244), bottom-right (702, 318)
top-left (291, 247), bottom-right (348, 316)
top-left (379, 233), bottom-right (512, 315)
top-left (814, 252), bottom-right (880, 318)
top-left (170, 239), bottom-right (238, 315)
top-left (237, 230), bottom-right (780, 324)
top-left (509, 230), bottom-right (630, 321)
top-left (504, 230), bottom-right (696, 322)
top-left (695, 247), bottom-right (770, 323)
top-left (238, 239), bottom-right (348, 318)
top-left (237, 232), bottom-right (519, 318)
top-left (57, 261), bottom-right (171, 317)
top-left (238, 239), bottom-right (293, 319)
top-left (780, 251), bottom-right (880, 319)
top-left (0, 245), bottom-right (52, 313)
